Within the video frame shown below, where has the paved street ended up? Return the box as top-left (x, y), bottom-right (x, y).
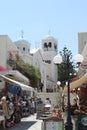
top-left (0, 114), bottom-right (43, 130)
top-left (0, 113), bottom-right (77, 130)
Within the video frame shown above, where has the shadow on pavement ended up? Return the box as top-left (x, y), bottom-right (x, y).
top-left (6, 121), bottom-right (37, 130)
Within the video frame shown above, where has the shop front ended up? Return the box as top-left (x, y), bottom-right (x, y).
top-left (63, 74), bottom-right (87, 130)
top-left (0, 74), bottom-right (36, 98)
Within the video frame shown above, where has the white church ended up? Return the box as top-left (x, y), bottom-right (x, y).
top-left (0, 34), bottom-right (58, 92)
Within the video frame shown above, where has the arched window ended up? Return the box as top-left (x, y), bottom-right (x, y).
top-left (44, 42), bottom-right (48, 48)
top-left (54, 44), bottom-right (57, 50)
top-left (23, 47), bottom-right (25, 51)
top-left (48, 42), bottom-right (52, 47)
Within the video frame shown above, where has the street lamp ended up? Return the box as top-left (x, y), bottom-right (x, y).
top-left (53, 55), bottom-right (62, 86)
top-left (53, 53), bottom-right (84, 130)
top-left (53, 55), bottom-right (62, 92)
top-left (53, 55), bottom-right (62, 64)
top-left (74, 54), bottom-right (84, 66)
top-left (57, 81), bottom-right (61, 90)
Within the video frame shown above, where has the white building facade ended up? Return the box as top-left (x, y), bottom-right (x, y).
top-left (0, 34), bottom-right (58, 92)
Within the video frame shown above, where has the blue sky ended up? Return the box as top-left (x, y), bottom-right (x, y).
top-left (0, 0), bottom-right (87, 56)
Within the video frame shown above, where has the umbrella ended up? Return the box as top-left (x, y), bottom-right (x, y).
top-left (0, 66), bottom-right (9, 72)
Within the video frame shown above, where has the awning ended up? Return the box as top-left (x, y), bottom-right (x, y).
top-left (4, 70), bottom-right (29, 85)
top-left (63, 74), bottom-right (87, 93)
top-left (0, 74), bottom-right (33, 91)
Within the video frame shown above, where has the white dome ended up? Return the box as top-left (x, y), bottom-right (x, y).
top-left (43, 35), bottom-right (57, 41)
top-left (14, 39), bottom-right (30, 45)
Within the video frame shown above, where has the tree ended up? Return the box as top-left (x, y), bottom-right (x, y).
top-left (58, 47), bottom-right (77, 88)
top-left (16, 60), bottom-right (40, 88)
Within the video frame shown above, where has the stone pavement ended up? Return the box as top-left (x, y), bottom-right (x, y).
top-left (21, 112), bottom-right (76, 130)
top-left (26, 112), bottom-right (77, 130)
top-left (21, 113), bottom-right (43, 130)
top-left (4, 114), bottom-right (43, 130)
top-left (0, 113), bottom-right (77, 130)
top-left (27, 112), bottom-right (76, 130)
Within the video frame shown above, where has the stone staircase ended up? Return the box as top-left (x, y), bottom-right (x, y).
top-left (37, 92), bottom-right (77, 107)
top-left (37, 92), bottom-right (62, 107)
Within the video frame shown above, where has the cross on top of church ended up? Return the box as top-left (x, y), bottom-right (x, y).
top-left (21, 30), bottom-right (24, 39)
